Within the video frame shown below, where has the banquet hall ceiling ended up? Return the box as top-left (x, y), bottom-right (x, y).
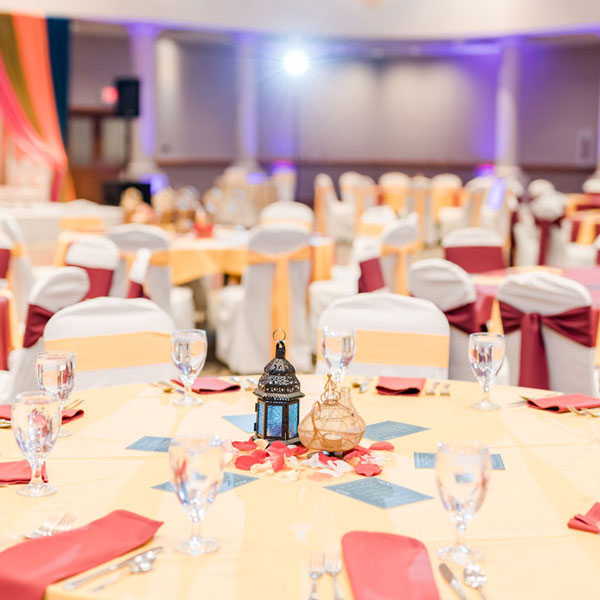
top-left (4, 0), bottom-right (600, 40)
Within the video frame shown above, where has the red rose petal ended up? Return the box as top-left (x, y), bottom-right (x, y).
top-left (369, 442), bottom-right (394, 451)
top-left (269, 453), bottom-right (285, 472)
top-left (319, 452), bottom-right (337, 465)
top-left (250, 449), bottom-right (269, 462)
top-left (353, 445), bottom-right (372, 455)
top-left (269, 441), bottom-right (287, 450)
top-left (355, 462), bottom-right (382, 477)
top-left (232, 440), bottom-right (257, 451)
top-left (289, 445), bottom-right (308, 456)
top-left (235, 455), bottom-right (261, 470)
top-left (267, 441), bottom-right (293, 456)
top-left (343, 450), bottom-right (364, 463)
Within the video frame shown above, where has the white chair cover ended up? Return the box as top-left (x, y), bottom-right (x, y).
top-left (528, 179), bottom-right (555, 199)
top-left (582, 177), bottom-right (600, 194)
top-left (0, 210), bottom-right (34, 320)
top-left (409, 258), bottom-right (489, 382)
top-left (44, 297), bottom-right (174, 390)
top-left (497, 271), bottom-right (598, 395)
top-left (316, 292), bottom-right (449, 379)
top-left (443, 227), bottom-right (505, 248)
top-left (107, 224), bottom-right (194, 329)
top-left (379, 172), bottom-right (410, 212)
top-left (271, 169), bottom-right (297, 203)
top-left (431, 173), bottom-right (462, 189)
top-left (260, 201), bottom-right (314, 231)
top-left (379, 213), bottom-right (420, 292)
top-left (407, 175), bottom-right (435, 245)
top-left (216, 226), bottom-right (312, 374)
top-left (1, 267), bottom-right (89, 403)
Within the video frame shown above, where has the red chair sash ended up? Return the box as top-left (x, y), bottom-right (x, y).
top-left (66, 264), bottom-right (113, 299)
top-left (444, 246), bottom-right (505, 274)
top-left (358, 258), bottom-right (385, 293)
top-left (444, 297), bottom-right (493, 335)
top-left (126, 281), bottom-right (147, 299)
top-left (22, 304), bottom-right (55, 348)
top-left (509, 210), bottom-right (519, 267)
top-left (0, 248), bottom-right (10, 279)
top-left (533, 215), bottom-right (563, 266)
top-left (0, 296), bottom-right (10, 370)
top-left (499, 301), bottom-right (597, 390)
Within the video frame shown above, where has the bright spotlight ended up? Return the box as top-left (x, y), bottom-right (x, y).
top-left (283, 50), bottom-right (309, 76)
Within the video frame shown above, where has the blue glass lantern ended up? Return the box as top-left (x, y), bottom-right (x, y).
top-left (253, 331), bottom-right (304, 443)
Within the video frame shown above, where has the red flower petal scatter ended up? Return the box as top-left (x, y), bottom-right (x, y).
top-left (269, 453), bottom-right (285, 472)
top-left (232, 436), bottom-right (257, 452)
top-left (355, 462), bottom-right (382, 477)
top-left (234, 454), bottom-right (262, 470)
top-left (250, 449), bottom-right (268, 461)
top-left (369, 442), bottom-right (394, 451)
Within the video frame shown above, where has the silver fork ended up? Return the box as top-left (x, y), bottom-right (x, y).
top-left (359, 377), bottom-right (373, 394)
top-left (440, 383), bottom-right (450, 396)
top-left (425, 381), bottom-right (440, 395)
top-left (308, 551), bottom-right (323, 600)
top-left (26, 512), bottom-right (77, 538)
top-left (324, 550), bottom-right (344, 600)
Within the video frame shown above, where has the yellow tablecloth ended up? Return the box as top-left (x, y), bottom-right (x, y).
top-left (1, 376), bottom-right (600, 599)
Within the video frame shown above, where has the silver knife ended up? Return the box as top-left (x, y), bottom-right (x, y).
top-left (63, 546), bottom-right (163, 590)
top-left (439, 563), bottom-right (468, 600)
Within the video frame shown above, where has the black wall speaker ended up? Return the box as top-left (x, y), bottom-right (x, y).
top-left (115, 78), bottom-right (140, 117)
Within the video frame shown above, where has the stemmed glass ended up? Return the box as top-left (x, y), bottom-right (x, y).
top-left (435, 441), bottom-right (491, 565)
top-left (36, 351), bottom-right (76, 437)
top-left (170, 329), bottom-right (208, 407)
top-left (12, 391), bottom-right (61, 497)
top-left (321, 327), bottom-right (355, 385)
top-left (169, 435), bottom-right (225, 556)
top-left (468, 333), bottom-right (505, 411)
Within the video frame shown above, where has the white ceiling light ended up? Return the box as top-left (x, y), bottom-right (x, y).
top-left (283, 49), bottom-right (309, 76)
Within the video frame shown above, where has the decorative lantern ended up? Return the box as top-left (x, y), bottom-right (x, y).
top-left (298, 375), bottom-right (366, 453)
top-left (253, 330), bottom-right (304, 443)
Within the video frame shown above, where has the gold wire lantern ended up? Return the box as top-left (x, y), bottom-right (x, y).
top-left (298, 375), bottom-right (365, 453)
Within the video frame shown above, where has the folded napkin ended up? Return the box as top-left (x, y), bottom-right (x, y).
top-left (526, 394), bottom-right (600, 413)
top-left (342, 531), bottom-right (440, 600)
top-left (568, 502), bottom-right (600, 534)
top-left (0, 404), bottom-right (84, 424)
top-left (172, 376), bottom-right (240, 394)
top-left (0, 460), bottom-right (47, 485)
top-left (0, 510), bottom-right (162, 600)
top-left (376, 377), bottom-right (425, 396)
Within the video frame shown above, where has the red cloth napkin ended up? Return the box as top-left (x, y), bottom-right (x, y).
top-left (172, 376), bottom-right (241, 394)
top-left (0, 404), bottom-right (84, 424)
top-left (342, 531), bottom-right (440, 600)
top-left (0, 460), bottom-right (47, 484)
top-left (526, 394), bottom-right (600, 413)
top-left (0, 510), bottom-right (163, 600)
top-left (376, 377), bottom-right (425, 396)
top-left (568, 502), bottom-right (600, 534)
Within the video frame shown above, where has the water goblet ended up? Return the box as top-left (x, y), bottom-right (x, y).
top-left (12, 391), bottom-right (62, 497)
top-left (170, 329), bottom-right (208, 407)
top-left (321, 327), bottom-right (355, 385)
top-left (468, 333), bottom-right (505, 410)
top-left (36, 351), bottom-right (76, 436)
top-left (169, 435), bottom-right (225, 556)
top-left (435, 441), bottom-right (492, 566)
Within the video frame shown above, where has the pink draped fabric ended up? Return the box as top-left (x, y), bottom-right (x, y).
top-left (445, 246), bottom-right (505, 274)
top-left (499, 301), bottom-right (598, 390)
top-left (0, 295), bottom-right (10, 370)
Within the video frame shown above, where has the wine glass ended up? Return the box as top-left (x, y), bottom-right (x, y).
top-left (12, 391), bottom-right (62, 497)
top-left (36, 351), bottom-right (76, 437)
top-left (169, 435), bottom-right (225, 556)
top-left (170, 329), bottom-right (208, 407)
top-left (321, 327), bottom-right (355, 385)
top-left (468, 333), bottom-right (505, 411)
top-left (435, 441), bottom-right (491, 565)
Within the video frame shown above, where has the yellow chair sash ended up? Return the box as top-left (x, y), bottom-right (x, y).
top-left (313, 186), bottom-right (327, 234)
top-left (381, 241), bottom-right (422, 295)
top-left (381, 186), bottom-right (408, 212)
top-left (318, 329), bottom-right (449, 368)
top-left (310, 241), bottom-right (334, 282)
top-left (45, 331), bottom-right (171, 371)
top-left (247, 245), bottom-right (311, 349)
top-left (59, 216), bottom-right (104, 232)
top-left (357, 222), bottom-right (385, 237)
top-left (0, 287), bottom-right (20, 350)
top-left (261, 218), bottom-right (312, 232)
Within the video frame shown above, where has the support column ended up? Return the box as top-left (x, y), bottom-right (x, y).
top-left (495, 41), bottom-right (521, 178)
top-left (125, 24), bottom-right (166, 186)
top-left (233, 33), bottom-right (259, 169)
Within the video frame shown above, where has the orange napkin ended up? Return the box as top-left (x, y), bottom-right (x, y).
top-left (342, 531), bottom-right (440, 600)
top-left (526, 394), bottom-right (600, 413)
top-left (0, 460), bottom-right (47, 484)
top-left (0, 510), bottom-right (162, 600)
top-left (375, 377), bottom-right (425, 396)
top-left (0, 404), bottom-right (84, 424)
top-left (172, 377), bottom-right (240, 394)
top-left (568, 502), bottom-right (600, 534)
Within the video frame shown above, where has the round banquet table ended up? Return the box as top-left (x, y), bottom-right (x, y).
top-left (1, 376), bottom-right (600, 600)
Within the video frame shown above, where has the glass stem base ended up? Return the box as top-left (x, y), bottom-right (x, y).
top-left (175, 535), bottom-right (218, 556)
top-left (437, 543), bottom-right (482, 566)
top-left (17, 481), bottom-right (56, 497)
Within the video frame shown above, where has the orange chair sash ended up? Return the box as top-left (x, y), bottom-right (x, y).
top-left (59, 216), bottom-right (104, 232)
top-left (247, 245), bottom-right (311, 349)
top-left (381, 241), bottom-right (422, 295)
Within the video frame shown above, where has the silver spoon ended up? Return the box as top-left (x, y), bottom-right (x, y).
top-left (91, 555), bottom-right (157, 592)
top-left (359, 377), bottom-right (373, 394)
top-left (463, 563), bottom-right (488, 600)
